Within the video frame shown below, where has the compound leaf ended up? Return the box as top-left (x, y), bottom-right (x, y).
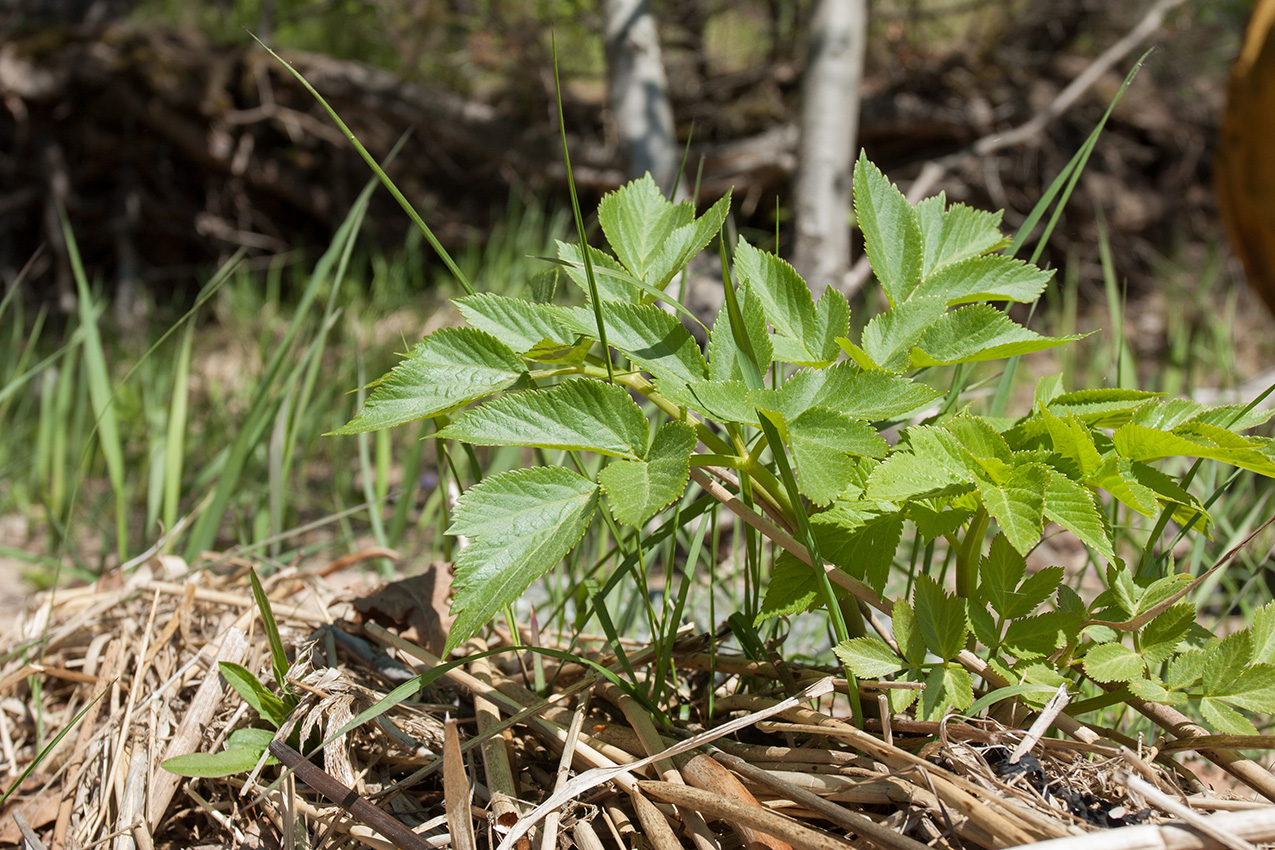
top-left (599, 420), bottom-right (696, 526)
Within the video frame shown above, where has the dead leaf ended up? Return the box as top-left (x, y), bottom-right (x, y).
top-left (351, 562), bottom-right (454, 656)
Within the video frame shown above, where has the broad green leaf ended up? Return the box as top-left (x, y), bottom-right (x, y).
top-left (646, 192), bottom-right (732, 289)
top-left (1190, 403), bottom-right (1275, 432)
top-left (944, 415), bottom-right (1012, 463)
top-left (1002, 611), bottom-right (1071, 658)
top-left (1128, 679), bottom-right (1186, 705)
top-left (976, 463), bottom-right (1049, 555)
top-left (456, 293), bottom-right (574, 353)
top-left (228, 728), bottom-right (277, 751)
top-left (335, 328), bottom-right (528, 434)
top-left (678, 379), bottom-right (756, 423)
top-left (1006, 566), bottom-right (1064, 620)
top-left (772, 285), bottom-right (848, 367)
top-left (1043, 473), bottom-right (1114, 560)
top-left (979, 534), bottom-right (1025, 618)
top-left (786, 407), bottom-right (889, 505)
top-left (1213, 664), bottom-right (1275, 713)
top-left (1167, 648), bottom-right (1205, 690)
top-left (854, 153), bottom-right (923, 305)
top-left (834, 638), bottom-right (905, 678)
top-left (1046, 388), bottom-right (1161, 427)
top-left (914, 255), bottom-right (1052, 305)
top-left (1040, 408), bottom-right (1103, 478)
top-left (599, 421), bottom-right (696, 526)
top-left (597, 174), bottom-right (692, 283)
top-left (529, 267), bottom-right (563, 302)
top-left (860, 297), bottom-right (946, 372)
top-left (919, 664), bottom-right (974, 721)
top-left (909, 502), bottom-right (973, 540)
top-left (220, 662), bottom-right (291, 727)
top-left (914, 575), bottom-right (967, 660)
top-left (1251, 602), bottom-right (1275, 664)
top-left (1140, 603), bottom-right (1197, 664)
top-left (968, 603), bottom-right (999, 648)
top-left (708, 283), bottom-right (773, 383)
top-left (447, 467), bottom-right (598, 653)
top-left (524, 337), bottom-right (593, 365)
top-left (555, 240), bottom-right (638, 302)
top-left (810, 501), bottom-right (904, 593)
top-left (557, 302), bottom-right (707, 386)
top-left (1201, 698), bottom-right (1258, 736)
top-left (1129, 398), bottom-right (1208, 431)
top-left (909, 305), bottom-right (1083, 368)
top-left (437, 379), bottom-right (648, 459)
top-left (915, 196), bottom-right (1007, 276)
top-left (1202, 631), bottom-right (1252, 695)
top-left (772, 363), bottom-right (940, 422)
top-left (162, 746), bottom-right (268, 778)
top-left (1113, 421), bottom-right (1275, 477)
top-left (866, 450), bottom-right (972, 501)
top-left (757, 555), bottom-right (827, 622)
top-left (734, 241), bottom-right (846, 366)
top-left (1083, 642), bottom-right (1143, 683)
top-left (893, 599), bottom-right (928, 666)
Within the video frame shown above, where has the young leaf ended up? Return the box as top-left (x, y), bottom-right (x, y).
top-left (437, 379), bottom-right (649, 459)
top-left (866, 449), bottom-right (972, 502)
top-left (597, 175), bottom-right (692, 284)
top-left (915, 197), bottom-right (1007, 276)
top-left (975, 463), bottom-right (1049, 555)
top-left (556, 302), bottom-right (708, 386)
top-left (1139, 603), bottom-right (1197, 664)
top-left (734, 240), bottom-right (845, 366)
top-left (909, 305), bottom-right (1083, 368)
top-left (599, 420), bottom-right (696, 526)
top-left (785, 407), bottom-right (889, 505)
top-left (1039, 407), bottom-right (1104, 478)
top-left (919, 664), bottom-right (974, 721)
top-left (555, 240), bottom-right (640, 302)
top-left (834, 638), bottom-right (905, 678)
top-left (1083, 642), bottom-right (1144, 683)
top-left (1113, 421), bottom-right (1275, 477)
top-left (893, 598), bottom-right (928, 666)
top-left (913, 575), bottom-right (967, 661)
top-left (456, 293), bottom-right (574, 353)
top-left (219, 662), bottom-right (292, 728)
top-left (248, 568), bottom-right (291, 695)
top-left (913, 255), bottom-right (1052, 306)
top-left (707, 283), bottom-right (773, 383)
top-left (334, 328), bottom-right (529, 434)
top-left (854, 152), bottom-right (923, 306)
top-left (1045, 388), bottom-right (1161, 428)
top-left (162, 746), bottom-right (268, 779)
top-left (646, 192), bottom-right (732, 290)
top-left (446, 467), bottom-right (598, 653)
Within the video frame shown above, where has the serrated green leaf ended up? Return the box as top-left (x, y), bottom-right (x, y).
top-left (1201, 698), bottom-right (1259, 736)
top-left (162, 746), bottom-right (268, 778)
top-left (893, 599), bottom-right (928, 666)
top-left (1128, 679), bottom-right (1186, 705)
top-left (555, 240), bottom-right (639, 302)
top-left (456, 293), bottom-right (574, 353)
top-left (220, 662), bottom-right (291, 727)
top-left (524, 337), bottom-right (594, 365)
top-left (916, 197), bottom-right (1008, 276)
top-left (676, 379), bottom-right (756, 423)
top-left (1213, 664), bottom-right (1275, 712)
top-left (861, 297), bottom-right (947, 372)
top-left (1167, 648), bottom-right (1205, 690)
top-left (558, 302), bottom-right (707, 386)
top-left (757, 554), bottom-right (828, 622)
top-left (914, 575), bottom-right (967, 660)
top-left (1047, 388), bottom-right (1162, 427)
top-left (980, 534), bottom-right (1025, 615)
top-left (866, 450), bottom-right (973, 502)
top-left (809, 501), bottom-right (904, 593)
top-left (910, 305), bottom-right (1083, 368)
top-left (835, 638), bottom-right (906, 678)
top-left (1190, 403), bottom-right (1275, 431)
top-left (772, 363), bottom-right (940, 422)
top-left (919, 664), bottom-right (974, 721)
top-left (599, 420), bottom-right (696, 526)
top-left (708, 283), bottom-right (773, 382)
top-left (528, 266), bottom-right (562, 303)
top-left (1009, 567), bottom-right (1065, 620)
top-left (598, 175), bottom-right (692, 283)
top-left (1251, 602), bottom-right (1275, 664)
top-left (909, 502), bottom-right (974, 540)
top-left (646, 192), bottom-right (732, 289)
top-left (968, 601), bottom-right (999, 647)
top-left (734, 241), bottom-right (845, 366)
top-left (1040, 408), bottom-right (1103, 478)
top-left (1043, 473), bottom-right (1114, 560)
top-left (437, 379), bottom-right (648, 459)
top-left (335, 328), bottom-right (529, 434)
top-left (1083, 642), bottom-right (1144, 683)
top-left (1002, 610), bottom-right (1072, 658)
top-left (915, 255), bottom-right (1052, 305)
top-left (854, 153), bottom-right (923, 305)
top-left (976, 463), bottom-right (1048, 555)
top-left (446, 467), bottom-right (598, 653)
top-left (1202, 631), bottom-right (1253, 695)
top-left (786, 407), bottom-right (889, 505)
top-left (1113, 421), bottom-right (1275, 477)
top-left (945, 414), bottom-right (1012, 463)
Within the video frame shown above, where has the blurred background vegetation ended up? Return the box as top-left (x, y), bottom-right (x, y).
top-left (1, 0), bottom-right (1272, 621)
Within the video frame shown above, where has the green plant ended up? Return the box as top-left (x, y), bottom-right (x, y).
top-left (162, 569), bottom-right (299, 777)
top-left (337, 151), bottom-right (1275, 733)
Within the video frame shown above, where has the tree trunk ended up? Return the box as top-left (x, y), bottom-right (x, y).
top-left (604, 0), bottom-right (680, 194)
top-left (793, 0), bottom-right (867, 296)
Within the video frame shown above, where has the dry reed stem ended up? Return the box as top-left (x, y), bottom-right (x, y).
top-left (445, 719), bottom-right (478, 850)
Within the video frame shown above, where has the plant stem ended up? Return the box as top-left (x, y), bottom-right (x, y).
top-left (956, 507), bottom-right (988, 599)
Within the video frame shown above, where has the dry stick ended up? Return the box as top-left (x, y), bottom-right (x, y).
top-left (468, 647), bottom-right (523, 831)
top-left (1124, 773), bottom-right (1258, 850)
top-left (54, 638), bottom-right (124, 847)
top-left (444, 720), bottom-right (479, 850)
top-left (630, 790), bottom-right (686, 850)
top-left (638, 781), bottom-right (856, 850)
top-left (269, 739), bottom-right (436, 850)
top-left (844, 0), bottom-right (1192, 296)
top-left (676, 752), bottom-right (793, 850)
top-left (709, 748), bottom-right (933, 850)
top-left (541, 698), bottom-right (591, 850)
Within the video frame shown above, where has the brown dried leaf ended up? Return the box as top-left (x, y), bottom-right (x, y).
top-left (351, 562), bottom-right (454, 656)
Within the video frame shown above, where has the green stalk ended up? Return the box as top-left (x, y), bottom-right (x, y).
top-left (956, 506), bottom-right (988, 599)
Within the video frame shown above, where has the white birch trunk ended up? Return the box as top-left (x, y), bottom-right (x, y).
top-left (793, 0), bottom-right (867, 296)
top-left (604, 0), bottom-right (680, 193)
